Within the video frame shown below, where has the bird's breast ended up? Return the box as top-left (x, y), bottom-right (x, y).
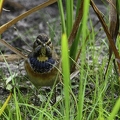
top-left (24, 57), bottom-right (58, 87)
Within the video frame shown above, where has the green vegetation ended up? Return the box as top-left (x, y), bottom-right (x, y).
top-left (0, 0), bottom-right (120, 120)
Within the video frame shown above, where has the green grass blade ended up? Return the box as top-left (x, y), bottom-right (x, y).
top-left (70, 24), bottom-right (82, 67)
top-left (13, 88), bottom-right (22, 120)
top-left (76, 0), bottom-right (90, 119)
top-left (107, 97), bottom-right (120, 120)
top-left (76, 0), bottom-right (82, 17)
top-left (0, 93), bottom-right (12, 116)
top-left (66, 0), bottom-right (73, 36)
top-left (61, 34), bottom-right (70, 120)
top-left (57, 0), bottom-right (66, 33)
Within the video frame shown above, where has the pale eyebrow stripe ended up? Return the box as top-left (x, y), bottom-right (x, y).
top-left (46, 38), bottom-right (51, 45)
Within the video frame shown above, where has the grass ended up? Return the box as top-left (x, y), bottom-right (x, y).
top-left (0, 0), bottom-right (120, 120)
top-left (61, 34), bottom-right (70, 120)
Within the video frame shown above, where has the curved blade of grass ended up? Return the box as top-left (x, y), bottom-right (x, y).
top-left (107, 97), bottom-right (120, 120)
top-left (0, 0), bottom-right (57, 34)
top-left (0, 93), bottom-right (12, 116)
top-left (0, 39), bottom-right (27, 59)
top-left (0, 54), bottom-right (22, 62)
top-left (90, 0), bottom-right (119, 59)
top-left (109, 0), bottom-right (118, 41)
top-left (61, 34), bottom-right (70, 120)
top-left (104, 0), bottom-right (119, 78)
top-left (90, 0), bottom-right (120, 74)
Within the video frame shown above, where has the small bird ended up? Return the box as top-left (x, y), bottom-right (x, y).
top-left (24, 33), bottom-right (59, 88)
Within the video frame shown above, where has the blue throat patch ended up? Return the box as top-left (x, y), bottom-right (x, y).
top-left (29, 57), bottom-right (56, 73)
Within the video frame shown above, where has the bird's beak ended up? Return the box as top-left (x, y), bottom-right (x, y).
top-left (43, 43), bottom-right (46, 47)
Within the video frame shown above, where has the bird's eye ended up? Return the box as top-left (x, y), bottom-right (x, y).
top-left (46, 41), bottom-right (52, 45)
top-left (36, 38), bottom-right (42, 45)
top-left (33, 39), bottom-right (41, 49)
top-left (46, 39), bottom-right (52, 47)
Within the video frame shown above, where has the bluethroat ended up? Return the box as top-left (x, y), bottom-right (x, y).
top-left (24, 33), bottom-right (59, 88)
